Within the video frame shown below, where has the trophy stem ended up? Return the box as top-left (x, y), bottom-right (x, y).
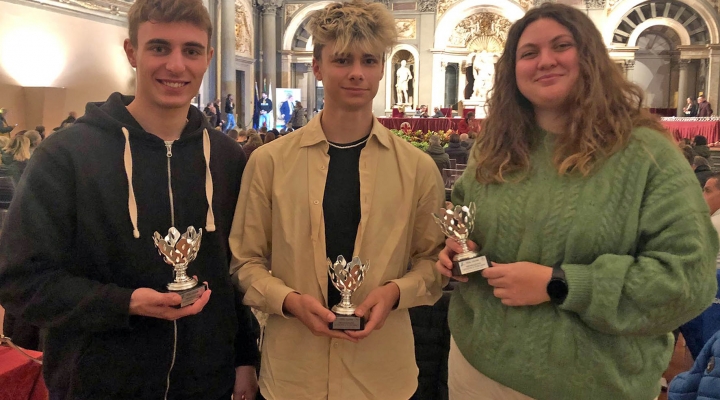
top-left (340, 291), bottom-right (353, 309)
top-left (459, 239), bottom-right (470, 255)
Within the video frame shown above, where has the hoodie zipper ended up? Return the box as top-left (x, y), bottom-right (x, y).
top-left (163, 140), bottom-right (177, 400)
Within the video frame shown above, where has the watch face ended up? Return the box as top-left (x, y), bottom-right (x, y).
top-left (548, 278), bottom-right (568, 303)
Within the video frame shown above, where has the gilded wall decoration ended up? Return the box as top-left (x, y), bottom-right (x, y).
top-left (18, 0), bottom-right (132, 19)
top-left (437, 0), bottom-right (461, 20)
top-left (235, 0), bottom-right (253, 57)
top-left (517, 0), bottom-right (534, 11)
top-left (448, 12), bottom-right (512, 48)
top-left (396, 19), bottom-right (417, 40)
top-left (418, 0), bottom-right (437, 13)
top-left (285, 4), bottom-right (302, 23)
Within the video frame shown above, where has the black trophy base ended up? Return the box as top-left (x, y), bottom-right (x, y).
top-left (166, 282), bottom-right (207, 308)
top-left (329, 313), bottom-right (365, 331)
top-left (452, 255), bottom-right (490, 276)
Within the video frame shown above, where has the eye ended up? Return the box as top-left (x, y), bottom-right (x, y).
top-left (364, 58), bottom-right (378, 65)
top-left (150, 46), bottom-right (167, 54)
top-left (519, 51), bottom-right (536, 59)
top-left (185, 48), bottom-right (201, 56)
top-left (333, 58), bottom-right (348, 65)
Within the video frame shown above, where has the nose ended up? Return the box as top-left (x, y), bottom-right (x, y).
top-left (165, 49), bottom-right (186, 74)
top-left (536, 48), bottom-right (557, 70)
top-left (348, 60), bottom-right (365, 81)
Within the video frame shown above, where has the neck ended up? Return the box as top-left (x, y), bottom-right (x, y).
top-left (320, 104), bottom-right (374, 143)
top-left (535, 108), bottom-right (569, 135)
top-left (127, 98), bottom-right (189, 141)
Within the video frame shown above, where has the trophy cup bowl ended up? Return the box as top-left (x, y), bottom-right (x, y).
top-left (153, 226), bottom-right (207, 308)
top-left (432, 202), bottom-right (490, 275)
top-left (327, 256), bottom-right (369, 331)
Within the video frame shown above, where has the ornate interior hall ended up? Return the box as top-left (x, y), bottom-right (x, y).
top-left (2, 0), bottom-right (720, 129)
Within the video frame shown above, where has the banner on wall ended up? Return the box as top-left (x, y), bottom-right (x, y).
top-left (275, 88), bottom-right (302, 130)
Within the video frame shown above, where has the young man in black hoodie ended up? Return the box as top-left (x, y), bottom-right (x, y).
top-left (0, 0), bottom-right (259, 399)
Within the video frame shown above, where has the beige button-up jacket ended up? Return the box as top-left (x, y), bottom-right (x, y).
top-left (229, 113), bottom-right (445, 400)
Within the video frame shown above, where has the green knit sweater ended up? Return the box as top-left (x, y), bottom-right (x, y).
top-left (449, 127), bottom-right (719, 400)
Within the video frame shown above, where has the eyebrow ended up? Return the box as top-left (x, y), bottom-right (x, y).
top-left (145, 38), bottom-right (206, 50)
top-left (517, 34), bottom-right (574, 52)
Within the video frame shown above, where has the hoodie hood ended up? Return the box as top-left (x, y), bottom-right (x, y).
top-left (427, 144), bottom-right (446, 155)
top-left (77, 92), bottom-right (216, 238)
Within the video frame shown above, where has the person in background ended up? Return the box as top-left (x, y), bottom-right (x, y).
top-left (23, 130), bottom-right (42, 155)
top-left (263, 131), bottom-right (276, 144)
top-left (0, 108), bottom-right (17, 136)
top-left (693, 135), bottom-right (711, 160)
top-left (290, 101), bottom-right (307, 130)
top-left (426, 134), bottom-right (451, 173)
top-left (237, 129), bottom-right (248, 146)
top-left (35, 125), bottom-right (46, 139)
top-left (225, 94), bottom-right (236, 132)
top-left (243, 133), bottom-right (263, 160)
top-left (457, 111), bottom-right (474, 135)
top-left (1, 134), bottom-right (30, 184)
top-left (204, 102), bottom-right (219, 127)
top-left (259, 92), bottom-right (273, 129)
top-left (432, 106), bottom-right (445, 118)
top-left (698, 96), bottom-right (713, 117)
top-left (683, 97), bottom-right (698, 117)
top-left (444, 133), bottom-right (468, 164)
top-left (693, 156), bottom-right (714, 188)
top-left (437, 4), bottom-right (718, 399)
top-left (60, 111), bottom-right (77, 128)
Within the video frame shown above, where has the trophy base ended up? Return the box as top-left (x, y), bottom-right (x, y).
top-left (166, 282), bottom-right (207, 308)
top-left (329, 313), bottom-right (365, 331)
top-left (452, 253), bottom-right (490, 276)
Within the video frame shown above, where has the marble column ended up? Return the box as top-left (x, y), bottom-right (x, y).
top-left (201, 0), bottom-right (217, 107)
top-left (220, 0), bottom-right (236, 113)
top-left (306, 63), bottom-right (316, 114)
top-left (707, 45), bottom-right (720, 108)
top-left (677, 59), bottom-right (691, 117)
top-left (258, 0), bottom-right (282, 94)
top-left (623, 59), bottom-right (635, 83)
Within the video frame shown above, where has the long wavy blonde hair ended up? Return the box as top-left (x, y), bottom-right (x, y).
top-left (473, 3), bottom-right (669, 184)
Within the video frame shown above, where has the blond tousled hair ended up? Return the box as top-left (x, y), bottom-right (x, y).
top-left (4, 135), bottom-right (30, 162)
top-left (473, 3), bottom-right (669, 184)
top-left (307, 0), bottom-right (397, 60)
top-left (127, 0), bottom-right (213, 47)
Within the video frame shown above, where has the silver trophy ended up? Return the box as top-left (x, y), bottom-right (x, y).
top-left (327, 256), bottom-right (369, 330)
top-left (432, 202), bottom-right (489, 275)
top-left (153, 226), bottom-right (207, 308)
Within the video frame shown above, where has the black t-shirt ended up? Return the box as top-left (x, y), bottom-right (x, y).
top-left (323, 135), bottom-right (368, 308)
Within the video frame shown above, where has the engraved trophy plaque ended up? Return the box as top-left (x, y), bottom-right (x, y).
top-left (153, 227), bottom-right (207, 308)
top-left (432, 202), bottom-right (489, 275)
top-left (327, 256), bottom-right (369, 331)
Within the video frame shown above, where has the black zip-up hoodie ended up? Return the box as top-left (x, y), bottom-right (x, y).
top-left (0, 93), bottom-right (259, 399)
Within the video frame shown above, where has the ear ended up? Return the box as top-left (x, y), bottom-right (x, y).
top-left (124, 39), bottom-right (137, 68)
top-left (207, 46), bottom-right (215, 65)
top-left (312, 58), bottom-right (322, 81)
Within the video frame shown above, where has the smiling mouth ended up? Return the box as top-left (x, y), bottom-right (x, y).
top-left (158, 80), bottom-right (189, 88)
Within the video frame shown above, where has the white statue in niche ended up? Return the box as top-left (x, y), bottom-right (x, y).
top-left (395, 60), bottom-right (413, 105)
top-left (472, 50), bottom-right (495, 101)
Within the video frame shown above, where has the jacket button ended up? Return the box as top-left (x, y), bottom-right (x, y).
top-left (707, 357), bottom-right (715, 373)
top-left (313, 200), bottom-right (319, 205)
top-left (321, 166), bottom-right (326, 170)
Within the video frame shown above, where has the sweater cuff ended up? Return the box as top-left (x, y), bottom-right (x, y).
top-left (558, 264), bottom-right (593, 314)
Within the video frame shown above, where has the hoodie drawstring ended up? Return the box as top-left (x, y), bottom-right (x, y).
top-left (202, 129), bottom-right (216, 232)
top-left (122, 127), bottom-right (141, 238)
top-left (122, 127), bottom-right (216, 239)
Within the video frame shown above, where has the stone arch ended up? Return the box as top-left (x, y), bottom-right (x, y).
top-left (627, 18), bottom-right (691, 47)
top-left (434, 0), bottom-right (524, 49)
top-left (282, 1), bottom-right (334, 51)
top-left (605, 0), bottom-right (719, 45)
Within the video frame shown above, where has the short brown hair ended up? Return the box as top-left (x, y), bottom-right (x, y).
top-left (127, 0), bottom-right (213, 46)
top-left (308, 0), bottom-right (397, 60)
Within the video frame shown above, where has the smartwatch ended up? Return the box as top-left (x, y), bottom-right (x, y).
top-left (547, 265), bottom-right (568, 305)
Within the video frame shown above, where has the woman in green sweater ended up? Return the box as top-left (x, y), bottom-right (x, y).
top-left (436, 4), bottom-right (719, 400)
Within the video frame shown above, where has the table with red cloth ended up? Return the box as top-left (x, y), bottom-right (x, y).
top-left (0, 347), bottom-right (47, 400)
top-left (378, 117), bottom-right (483, 133)
top-left (661, 120), bottom-right (720, 143)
